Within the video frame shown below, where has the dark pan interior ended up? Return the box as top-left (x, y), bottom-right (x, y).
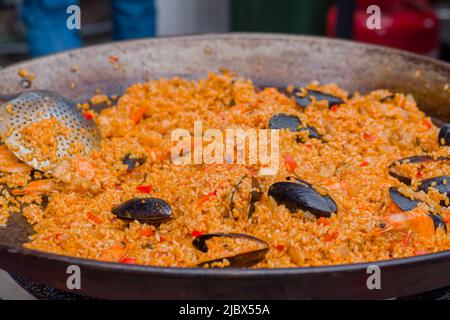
top-left (0, 34), bottom-right (450, 299)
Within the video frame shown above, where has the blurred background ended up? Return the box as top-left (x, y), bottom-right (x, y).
top-left (0, 0), bottom-right (449, 67)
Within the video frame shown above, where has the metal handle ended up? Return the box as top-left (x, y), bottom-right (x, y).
top-left (0, 94), bottom-right (20, 103)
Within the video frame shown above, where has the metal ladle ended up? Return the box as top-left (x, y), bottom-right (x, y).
top-left (0, 90), bottom-right (101, 172)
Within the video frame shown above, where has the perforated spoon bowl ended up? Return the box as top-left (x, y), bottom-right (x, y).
top-left (0, 90), bottom-right (101, 172)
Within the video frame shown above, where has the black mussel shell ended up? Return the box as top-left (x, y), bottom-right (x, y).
top-left (379, 94), bottom-right (395, 103)
top-left (389, 187), bottom-right (419, 211)
top-left (268, 114), bottom-right (321, 140)
top-left (419, 176), bottom-right (450, 206)
top-left (268, 179), bottom-right (337, 218)
top-left (429, 213), bottom-right (448, 232)
top-left (122, 153), bottom-right (146, 171)
top-left (294, 95), bottom-right (312, 108)
top-left (439, 124), bottom-right (450, 146)
top-left (229, 176), bottom-right (262, 219)
top-left (294, 90), bottom-right (345, 109)
top-left (268, 113), bottom-right (302, 131)
top-left (111, 197), bottom-right (172, 224)
top-left (388, 156), bottom-right (450, 186)
top-left (192, 233), bottom-right (269, 268)
top-left (388, 187), bottom-right (448, 234)
top-left (301, 126), bottom-right (321, 141)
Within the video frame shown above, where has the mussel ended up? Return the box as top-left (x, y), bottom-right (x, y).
top-left (387, 187), bottom-right (447, 233)
top-left (419, 176), bottom-right (450, 206)
top-left (268, 114), bottom-right (321, 141)
top-left (429, 213), bottom-right (448, 233)
top-left (268, 178), bottom-right (337, 218)
top-left (192, 233), bottom-right (269, 268)
top-left (268, 113), bottom-right (301, 131)
top-left (439, 124), bottom-right (450, 146)
top-left (379, 94), bottom-right (395, 103)
top-left (229, 176), bottom-right (262, 219)
top-left (294, 90), bottom-right (345, 109)
top-left (389, 187), bottom-right (419, 211)
top-left (122, 153), bottom-right (146, 171)
top-left (111, 197), bottom-right (172, 224)
top-left (303, 126), bottom-right (321, 140)
top-left (388, 156), bottom-right (450, 186)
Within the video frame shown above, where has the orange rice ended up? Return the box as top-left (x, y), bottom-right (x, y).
top-left (1, 71), bottom-right (450, 267)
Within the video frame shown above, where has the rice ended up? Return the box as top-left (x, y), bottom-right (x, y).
top-left (1, 70), bottom-right (450, 268)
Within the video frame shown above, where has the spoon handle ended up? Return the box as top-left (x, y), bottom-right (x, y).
top-left (0, 94), bottom-right (20, 103)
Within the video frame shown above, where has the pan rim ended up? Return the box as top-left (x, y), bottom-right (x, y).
top-left (2, 32), bottom-right (450, 76)
top-left (1, 33), bottom-right (450, 278)
top-left (2, 243), bottom-right (450, 277)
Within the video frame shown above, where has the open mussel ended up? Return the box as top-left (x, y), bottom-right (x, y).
top-left (268, 178), bottom-right (337, 218)
top-left (122, 153), bottom-right (146, 171)
top-left (268, 113), bottom-right (321, 141)
top-left (229, 176), bottom-right (262, 219)
top-left (379, 94), bottom-right (395, 103)
top-left (419, 176), bottom-right (450, 207)
top-left (429, 213), bottom-right (448, 233)
top-left (389, 187), bottom-right (419, 211)
top-left (439, 124), bottom-right (450, 146)
top-left (111, 197), bottom-right (172, 224)
top-left (192, 233), bottom-right (269, 268)
top-left (388, 155), bottom-right (450, 186)
top-left (294, 89), bottom-right (345, 109)
top-left (268, 113), bottom-right (301, 131)
top-left (386, 187), bottom-right (447, 233)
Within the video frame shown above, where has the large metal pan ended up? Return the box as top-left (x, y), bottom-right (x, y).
top-left (0, 34), bottom-right (449, 299)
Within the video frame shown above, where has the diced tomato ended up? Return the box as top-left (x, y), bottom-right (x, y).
top-left (82, 111), bottom-right (94, 120)
top-left (275, 244), bottom-right (284, 251)
top-left (359, 161), bottom-right (369, 167)
top-left (139, 228), bottom-right (153, 238)
top-left (422, 118), bottom-right (432, 129)
top-left (330, 105), bottom-right (340, 112)
top-left (136, 185), bottom-right (152, 194)
top-left (191, 230), bottom-right (205, 237)
top-left (363, 132), bottom-right (376, 142)
top-left (324, 231), bottom-right (339, 242)
top-left (284, 154), bottom-right (297, 172)
top-left (87, 212), bottom-right (103, 224)
top-left (197, 190), bottom-right (217, 205)
top-left (416, 171), bottom-right (423, 179)
top-left (305, 142), bottom-right (313, 149)
top-left (120, 257), bottom-right (136, 264)
top-left (317, 217), bottom-right (331, 226)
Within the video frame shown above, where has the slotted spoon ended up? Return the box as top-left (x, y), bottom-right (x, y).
top-left (0, 90), bottom-right (101, 172)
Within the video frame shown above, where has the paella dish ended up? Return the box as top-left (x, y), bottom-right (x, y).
top-left (1, 70), bottom-right (450, 268)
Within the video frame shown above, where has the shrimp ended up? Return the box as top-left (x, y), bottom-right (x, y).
top-left (0, 163), bottom-right (33, 173)
top-left (53, 157), bottom-right (104, 194)
top-left (0, 144), bottom-right (32, 173)
top-left (12, 179), bottom-right (56, 196)
top-left (375, 207), bottom-right (436, 237)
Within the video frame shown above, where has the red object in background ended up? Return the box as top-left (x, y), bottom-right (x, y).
top-left (327, 0), bottom-right (440, 56)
